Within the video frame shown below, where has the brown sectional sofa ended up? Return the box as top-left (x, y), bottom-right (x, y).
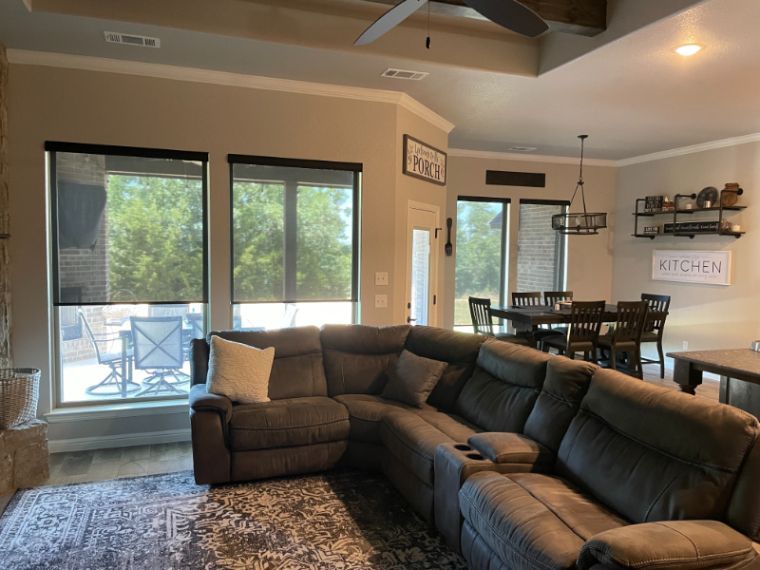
top-left (189, 324), bottom-right (760, 569)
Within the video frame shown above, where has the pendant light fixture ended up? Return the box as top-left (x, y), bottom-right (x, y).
top-left (551, 135), bottom-right (607, 235)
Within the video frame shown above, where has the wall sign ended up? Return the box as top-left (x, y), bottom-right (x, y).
top-left (652, 250), bottom-right (732, 286)
top-left (403, 135), bottom-right (447, 186)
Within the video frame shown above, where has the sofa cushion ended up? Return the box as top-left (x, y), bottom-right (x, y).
top-left (455, 340), bottom-right (550, 433)
top-left (321, 324), bottom-right (410, 396)
top-left (523, 356), bottom-right (596, 453)
top-left (229, 396), bottom-right (349, 451)
top-left (333, 394), bottom-right (416, 443)
top-left (404, 326), bottom-right (485, 412)
top-left (209, 327), bottom-right (327, 399)
top-left (382, 349), bottom-right (447, 407)
top-left (381, 409), bottom-right (479, 486)
top-left (206, 336), bottom-right (275, 404)
top-left (459, 471), bottom-right (625, 570)
top-left (557, 368), bottom-right (760, 524)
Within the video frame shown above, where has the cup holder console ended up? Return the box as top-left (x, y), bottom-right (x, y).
top-left (454, 444), bottom-right (471, 451)
top-left (466, 453), bottom-right (484, 460)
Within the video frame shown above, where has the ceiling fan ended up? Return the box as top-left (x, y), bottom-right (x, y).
top-left (354, 0), bottom-right (548, 46)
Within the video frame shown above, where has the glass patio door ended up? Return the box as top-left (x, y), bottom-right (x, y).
top-left (405, 204), bottom-right (439, 326)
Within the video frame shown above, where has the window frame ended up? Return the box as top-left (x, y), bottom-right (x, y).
top-left (227, 154), bottom-right (361, 312)
top-left (454, 196), bottom-right (511, 326)
top-left (46, 141), bottom-right (210, 408)
top-left (517, 198), bottom-right (570, 292)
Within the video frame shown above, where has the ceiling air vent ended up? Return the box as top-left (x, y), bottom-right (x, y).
top-left (381, 68), bottom-right (428, 81)
top-left (104, 31), bottom-right (161, 48)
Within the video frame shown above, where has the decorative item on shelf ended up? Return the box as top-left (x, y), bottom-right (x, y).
top-left (696, 186), bottom-right (718, 208)
top-left (661, 195), bottom-right (673, 211)
top-left (551, 135), bottom-right (607, 235)
top-left (642, 225), bottom-right (660, 235)
top-left (721, 182), bottom-right (743, 207)
top-left (0, 368), bottom-right (41, 429)
top-left (664, 221), bottom-right (720, 234)
top-left (644, 195), bottom-right (664, 212)
top-left (675, 193), bottom-right (696, 210)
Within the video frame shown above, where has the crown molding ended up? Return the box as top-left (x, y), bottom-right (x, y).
top-left (7, 49), bottom-right (455, 134)
top-left (448, 147), bottom-right (617, 167)
top-left (616, 132), bottom-right (760, 166)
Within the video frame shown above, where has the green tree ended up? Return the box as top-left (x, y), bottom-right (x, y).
top-left (106, 175), bottom-right (204, 302)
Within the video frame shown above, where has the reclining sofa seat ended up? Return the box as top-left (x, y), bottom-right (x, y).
top-left (458, 368), bottom-right (760, 570)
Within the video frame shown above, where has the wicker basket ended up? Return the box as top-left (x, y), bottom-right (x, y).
top-left (0, 368), bottom-right (41, 429)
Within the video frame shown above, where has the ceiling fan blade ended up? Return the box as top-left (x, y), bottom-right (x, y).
top-left (462, 0), bottom-right (548, 37)
top-left (354, 0), bottom-right (428, 46)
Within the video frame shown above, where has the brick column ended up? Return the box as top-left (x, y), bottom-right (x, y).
top-left (0, 44), bottom-right (11, 368)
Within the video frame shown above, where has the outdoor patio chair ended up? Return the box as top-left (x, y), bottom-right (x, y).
top-left (79, 309), bottom-right (139, 397)
top-left (130, 316), bottom-right (190, 396)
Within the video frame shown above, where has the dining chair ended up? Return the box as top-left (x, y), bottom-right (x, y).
top-left (640, 293), bottom-right (671, 378)
top-left (468, 296), bottom-right (530, 346)
top-left (130, 316), bottom-right (190, 396)
top-left (511, 291), bottom-right (543, 307)
top-left (597, 300), bottom-right (649, 378)
top-left (542, 301), bottom-right (605, 361)
top-left (79, 309), bottom-right (139, 397)
top-left (543, 291), bottom-right (573, 307)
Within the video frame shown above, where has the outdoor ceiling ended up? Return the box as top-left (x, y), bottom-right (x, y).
top-left (2, 0), bottom-right (758, 160)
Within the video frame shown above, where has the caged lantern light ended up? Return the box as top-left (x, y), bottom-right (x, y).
top-left (551, 135), bottom-right (607, 235)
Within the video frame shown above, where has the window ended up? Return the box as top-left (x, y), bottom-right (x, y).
top-left (454, 197), bottom-right (509, 331)
top-left (229, 155), bottom-right (360, 330)
top-left (516, 200), bottom-right (568, 293)
top-left (47, 142), bottom-right (208, 405)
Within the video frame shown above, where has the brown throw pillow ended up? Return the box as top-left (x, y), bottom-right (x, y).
top-left (381, 349), bottom-right (447, 407)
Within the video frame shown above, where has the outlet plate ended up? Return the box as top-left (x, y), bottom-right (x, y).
top-left (375, 294), bottom-right (388, 308)
top-left (682, 340), bottom-right (689, 351)
top-left (375, 272), bottom-right (389, 286)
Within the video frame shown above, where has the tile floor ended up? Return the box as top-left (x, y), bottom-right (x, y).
top-left (43, 368), bottom-right (720, 487)
top-left (45, 441), bottom-right (193, 486)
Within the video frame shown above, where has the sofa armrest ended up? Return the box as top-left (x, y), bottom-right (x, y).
top-left (578, 520), bottom-right (759, 570)
top-left (189, 384), bottom-right (232, 423)
top-left (467, 432), bottom-right (553, 469)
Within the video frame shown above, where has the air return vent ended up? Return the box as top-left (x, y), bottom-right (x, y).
top-left (381, 68), bottom-right (428, 80)
top-left (104, 31), bottom-right (161, 48)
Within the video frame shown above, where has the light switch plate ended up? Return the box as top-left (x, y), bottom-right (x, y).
top-left (375, 294), bottom-right (388, 308)
top-left (375, 271), bottom-right (389, 286)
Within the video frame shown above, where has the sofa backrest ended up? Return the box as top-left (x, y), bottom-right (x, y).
top-left (557, 368), bottom-right (759, 525)
top-left (320, 324), bottom-right (410, 396)
top-left (403, 326), bottom-right (485, 411)
top-left (727, 435), bottom-right (760, 541)
top-left (200, 327), bottom-right (328, 399)
top-left (523, 356), bottom-right (596, 453)
top-left (455, 340), bottom-right (550, 432)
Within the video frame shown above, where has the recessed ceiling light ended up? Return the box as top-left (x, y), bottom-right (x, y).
top-left (675, 43), bottom-right (703, 57)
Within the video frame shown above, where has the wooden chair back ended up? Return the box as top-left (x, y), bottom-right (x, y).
top-left (544, 291), bottom-right (573, 306)
top-left (641, 293), bottom-right (670, 335)
top-left (567, 301), bottom-right (605, 344)
top-left (512, 291), bottom-right (542, 307)
top-left (468, 296), bottom-right (494, 336)
top-left (612, 301), bottom-right (649, 343)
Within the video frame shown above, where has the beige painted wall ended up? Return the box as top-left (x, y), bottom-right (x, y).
top-left (612, 142), bottom-right (760, 358)
top-left (443, 155), bottom-right (618, 329)
top-left (7, 63), bottom-right (447, 443)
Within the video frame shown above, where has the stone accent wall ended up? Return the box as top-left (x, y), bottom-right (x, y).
top-left (517, 204), bottom-right (563, 293)
top-left (0, 420), bottom-right (49, 494)
top-left (0, 44), bottom-right (11, 368)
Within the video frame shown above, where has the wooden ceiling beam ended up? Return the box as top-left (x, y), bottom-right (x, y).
top-left (365, 0), bottom-right (607, 36)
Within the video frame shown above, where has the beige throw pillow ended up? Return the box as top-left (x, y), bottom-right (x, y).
top-left (206, 336), bottom-right (275, 404)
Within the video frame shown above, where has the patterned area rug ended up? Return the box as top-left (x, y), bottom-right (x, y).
top-left (0, 470), bottom-right (466, 569)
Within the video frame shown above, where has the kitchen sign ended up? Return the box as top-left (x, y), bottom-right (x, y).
top-left (652, 250), bottom-right (732, 286)
top-left (403, 135), bottom-right (447, 186)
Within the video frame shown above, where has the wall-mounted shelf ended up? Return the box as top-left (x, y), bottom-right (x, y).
top-left (632, 188), bottom-right (746, 239)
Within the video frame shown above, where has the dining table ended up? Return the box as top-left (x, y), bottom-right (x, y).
top-left (488, 303), bottom-right (668, 344)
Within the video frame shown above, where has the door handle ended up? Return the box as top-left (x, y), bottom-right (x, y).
top-left (406, 317), bottom-right (416, 323)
